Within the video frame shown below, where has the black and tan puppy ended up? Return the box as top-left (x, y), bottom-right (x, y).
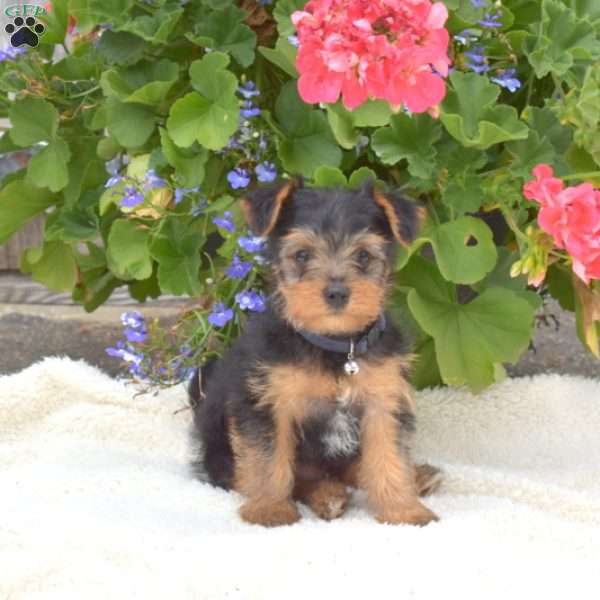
top-left (189, 180), bottom-right (441, 527)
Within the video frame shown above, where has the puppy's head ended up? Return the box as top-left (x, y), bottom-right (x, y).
top-left (242, 180), bottom-right (423, 335)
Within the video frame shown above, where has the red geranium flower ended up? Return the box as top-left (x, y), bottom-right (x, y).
top-left (292, 0), bottom-right (451, 112)
top-left (524, 165), bottom-right (600, 283)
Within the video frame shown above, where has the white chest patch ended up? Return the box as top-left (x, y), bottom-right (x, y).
top-left (322, 408), bottom-right (361, 458)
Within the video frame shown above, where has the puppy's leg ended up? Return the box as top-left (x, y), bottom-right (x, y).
top-left (414, 464), bottom-right (443, 497)
top-left (342, 459), bottom-right (443, 497)
top-left (230, 415), bottom-right (300, 527)
top-left (294, 478), bottom-right (349, 521)
top-left (359, 408), bottom-right (438, 526)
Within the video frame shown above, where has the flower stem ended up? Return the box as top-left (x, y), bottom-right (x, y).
top-left (561, 172), bottom-right (600, 182)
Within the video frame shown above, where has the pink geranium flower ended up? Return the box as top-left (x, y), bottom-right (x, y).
top-left (523, 165), bottom-right (600, 283)
top-left (292, 0), bottom-right (451, 112)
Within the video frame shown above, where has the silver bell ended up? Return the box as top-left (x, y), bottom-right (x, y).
top-left (344, 359), bottom-right (360, 376)
top-left (344, 339), bottom-right (360, 376)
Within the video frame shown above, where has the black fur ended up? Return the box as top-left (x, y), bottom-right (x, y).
top-left (189, 183), bottom-right (418, 490)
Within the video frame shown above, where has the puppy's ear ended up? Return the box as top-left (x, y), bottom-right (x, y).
top-left (372, 187), bottom-right (425, 246)
top-left (241, 180), bottom-right (297, 237)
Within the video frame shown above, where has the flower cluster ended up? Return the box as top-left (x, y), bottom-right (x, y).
top-left (0, 46), bottom-right (27, 63)
top-left (105, 311), bottom-right (195, 384)
top-left (454, 3), bottom-right (522, 93)
top-left (104, 157), bottom-right (203, 213)
top-left (523, 165), bottom-right (600, 284)
top-left (224, 81), bottom-right (278, 190)
top-left (292, 0), bottom-right (451, 112)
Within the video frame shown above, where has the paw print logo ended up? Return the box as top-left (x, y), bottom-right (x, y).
top-left (5, 16), bottom-right (46, 48)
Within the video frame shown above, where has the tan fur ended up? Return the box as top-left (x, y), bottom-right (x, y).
top-left (241, 180), bottom-right (296, 237)
top-left (234, 342), bottom-right (437, 526)
top-left (294, 478), bottom-right (349, 520)
top-left (275, 228), bottom-right (390, 334)
top-left (373, 189), bottom-right (412, 246)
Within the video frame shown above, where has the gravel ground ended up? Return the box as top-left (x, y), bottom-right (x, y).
top-left (0, 295), bottom-right (598, 382)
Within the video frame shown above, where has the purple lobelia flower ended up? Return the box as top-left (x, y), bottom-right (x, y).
top-left (226, 254), bottom-right (253, 279)
top-left (490, 69), bottom-right (522, 92)
top-left (238, 80), bottom-right (260, 99)
top-left (142, 169), bottom-right (167, 192)
top-left (255, 162), bottom-right (277, 183)
top-left (240, 100), bottom-right (261, 118)
top-left (124, 327), bottom-right (147, 343)
top-left (121, 311), bottom-right (145, 329)
top-left (238, 234), bottom-right (266, 254)
top-left (212, 211), bottom-right (235, 233)
top-left (208, 303), bottom-right (234, 327)
top-left (120, 186), bottom-right (145, 208)
top-left (227, 168), bottom-right (251, 189)
top-left (479, 13), bottom-right (502, 28)
top-left (235, 290), bottom-right (267, 312)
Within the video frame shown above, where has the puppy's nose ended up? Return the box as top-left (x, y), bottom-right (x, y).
top-left (323, 283), bottom-right (350, 309)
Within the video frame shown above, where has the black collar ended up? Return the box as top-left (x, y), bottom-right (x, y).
top-left (296, 314), bottom-right (387, 355)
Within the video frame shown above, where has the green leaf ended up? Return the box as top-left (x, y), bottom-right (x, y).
top-left (525, 0), bottom-right (600, 78)
top-left (441, 72), bottom-right (529, 149)
top-left (21, 241), bottom-right (78, 293)
top-left (101, 59), bottom-right (179, 106)
top-left (149, 218), bottom-right (204, 296)
top-left (407, 280), bottom-right (535, 391)
top-left (73, 268), bottom-right (120, 312)
top-left (441, 172), bottom-right (484, 215)
top-left (275, 82), bottom-right (342, 177)
top-left (39, 0), bottom-right (69, 45)
top-left (159, 128), bottom-right (208, 188)
top-left (167, 53), bottom-right (239, 150)
top-left (118, 7), bottom-right (184, 44)
top-left (8, 97), bottom-right (58, 146)
top-left (546, 264), bottom-right (576, 311)
top-left (0, 180), bottom-right (56, 244)
top-left (106, 99), bottom-right (156, 148)
top-left (106, 219), bottom-right (153, 280)
top-left (188, 6), bottom-right (257, 67)
top-left (45, 204), bottom-right (99, 243)
top-left (69, 0), bottom-right (134, 34)
top-left (351, 100), bottom-right (393, 127)
top-left (258, 38), bottom-right (298, 78)
top-left (313, 166), bottom-right (347, 187)
top-left (26, 137), bottom-right (72, 192)
top-left (372, 113), bottom-right (442, 179)
top-left (557, 63), bottom-right (600, 167)
top-left (348, 167), bottom-right (377, 188)
top-left (505, 130), bottom-right (556, 178)
top-left (97, 30), bottom-right (147, 66)
top-left (326, 100), bottom-right (392, 150)
top-left (427, 217), bottom-right (498, 285)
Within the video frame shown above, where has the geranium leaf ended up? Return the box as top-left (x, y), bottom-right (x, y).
top-left (188, 6), bottom-right (257, 68)
top-left (525, 0), bottom-right (600, 78)
top-left (8, 97), bottom-right (58, 146)
top-left (441, 72), bottom-right (529, 149)
top-left (26, 137), bottom-right (72, 192)
top-left (107, 219), bottom-right (153, 280)
top-left (275, 82), bottom-right (342, 177)
top-left (406, 259), bottom-right (535, 391)
top-left (372, 113), bottom-right (442, 179)
top-left (167, 53), bottom-right (239, 151)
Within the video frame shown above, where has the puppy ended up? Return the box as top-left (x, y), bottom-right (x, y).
top-left (189, 180), bottom-right (441, 526)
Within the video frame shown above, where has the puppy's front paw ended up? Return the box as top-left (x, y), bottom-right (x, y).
top-left (376, 501), bottom-right (439, 527)
top-left (240, 499), bottom-right (301, 527)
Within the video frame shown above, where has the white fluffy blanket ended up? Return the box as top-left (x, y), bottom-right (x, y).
top-left (1, 357), bottom-right (600, 599)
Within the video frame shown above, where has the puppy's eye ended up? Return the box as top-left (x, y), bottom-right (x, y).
top-left (356, 249), bottom-right (371, 266)
top-left (295, 249), bottom-right (311, 264)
